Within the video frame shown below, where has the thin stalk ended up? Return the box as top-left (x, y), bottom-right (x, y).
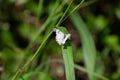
top-left (51, 59), bottom-right (109, 80)
top-left (25, 1), bottom-right (59, 56)
top-left (12, 31), bottom-right (53, 80)
top-left (56, 0), bottom-right (73, 27)
top-left (74, 65), bottom-right (109, 80)
top-left (60, 0), bottom-right (85, 24)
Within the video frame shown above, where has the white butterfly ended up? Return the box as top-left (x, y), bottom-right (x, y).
top-left (53, 28), bottom-right (71, 45)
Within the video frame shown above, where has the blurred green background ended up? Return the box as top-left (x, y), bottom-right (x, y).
top-left (0, 0), bottom-right (120, 80)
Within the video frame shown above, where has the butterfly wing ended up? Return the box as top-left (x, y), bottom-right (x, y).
top-left (61, 34), bottom-right (71, 45)
top-left (54, 28), bottom-right (71, 45)
top-left (55, 29), bottom-right (65, 45)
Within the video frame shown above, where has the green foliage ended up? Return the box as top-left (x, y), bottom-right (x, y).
top-left (0, 0), bottom-right (120, 80)
top-left (70, 11), bottom-right (96, 80)
top-left (104, 35), bottom-right (120, 52)
top-left (58, 27), bottom-right (75, 80)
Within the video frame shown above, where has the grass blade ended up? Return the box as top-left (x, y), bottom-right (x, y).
top-left (57, 27), bottom-right (75, 80)
top-left (35, 0), bottom-right (43, 28)
top-left (62, 44), bottom-right (75, 80)
top-left (70, 12), bottom-right (96, 80)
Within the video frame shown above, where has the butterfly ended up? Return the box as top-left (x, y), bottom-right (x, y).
top-left (53, 28), bottom-right (71, 45)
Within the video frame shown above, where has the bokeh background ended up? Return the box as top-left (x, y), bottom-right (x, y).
top-left (0, 0), bottom-right (120, 80)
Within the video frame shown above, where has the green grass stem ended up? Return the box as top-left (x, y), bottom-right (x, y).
top-left (12, 31), bottom-right (53, 80)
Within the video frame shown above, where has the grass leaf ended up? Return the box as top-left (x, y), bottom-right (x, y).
top-left (58, 27), bottom-right (75, 80)
top-left (70, 12), bottom-right (96, 80)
